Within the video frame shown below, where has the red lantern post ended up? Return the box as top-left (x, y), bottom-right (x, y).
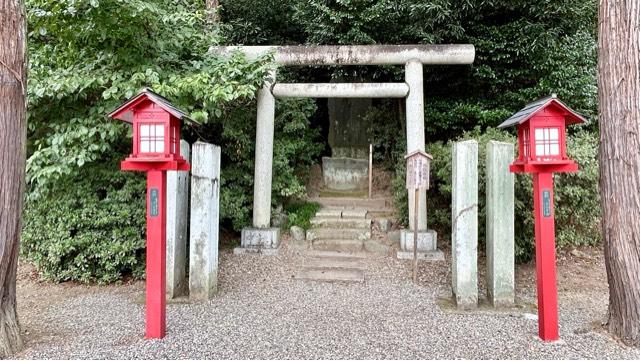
top-left (498, 94), bottom-right (585, 341)
top-left (108, 89), bottom-right (191, 339)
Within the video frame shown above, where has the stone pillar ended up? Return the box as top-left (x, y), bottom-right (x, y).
top-left (239, 71), bottom-right (280, 255)
top-left (451, 140), bottom-right (478, 309)
top-left (166, 140), bottom-right (190, 298)
top-left (405, 60), bottom-right (427, 231)
top-left (189, 142), bottom-right (221, 300)
top-left (486, 141), bottom-right (515, 307)
top-left (252, 70), bottom-right (276, 228)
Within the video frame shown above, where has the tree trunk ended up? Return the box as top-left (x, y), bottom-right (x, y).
top-left (0, 0), bottom-right (27, 357)
top-left (598, 0), bottom-right (640, 346)
top-left (206, 0), bottom-right (220, 24)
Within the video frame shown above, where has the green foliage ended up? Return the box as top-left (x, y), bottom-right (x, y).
top-left (284, 202), bottom-right (322, 231)
top-left (21, 165), bottom-right (146, 283)
top-left (26, 0), bottom-right (274, 198)
top-left (24, 0), bottom-right (322, 282)
top-left (222, 0), bottom-right (597, 137)
top-left (393, 128), bottom-right (600, 261)
top-left (217, 98), bottom-right (323, 230)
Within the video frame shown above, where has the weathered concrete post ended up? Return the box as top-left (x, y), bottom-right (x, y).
top-left (486, 141), bottom-right (515, 307)
top-left (452, 140), bottom-right (478, 308)
top-left (238, 70), bottom-right (280, 255)
top-left (404, 60), bottom-right (427, 232)
top-left (252, 70), bottom-right (276, 228)
top-left (166, 140), bottom-right (190, 298)
top-left (397, 60), bottom-right (441, 260)
top-left (189, 142), bottom-right (221, 300)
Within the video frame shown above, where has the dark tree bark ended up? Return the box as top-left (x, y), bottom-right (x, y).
top-left (598, 0), bottom-right (640, 346)
top-left (206, 0), bottom-right (220, 24)
top-left (0, 0), bottom-right (26, 357)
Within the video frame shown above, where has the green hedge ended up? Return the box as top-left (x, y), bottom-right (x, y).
top-left (21, 166), bottom-right (146, 283)
top-left (393, 128), bottom-right (600, 262)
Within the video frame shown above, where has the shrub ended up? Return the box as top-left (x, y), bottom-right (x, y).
top-left (215, 98), bottom-right (323, 231)
top-left (284, 202), bottom-right (321, 230)
top-left (21, 164), bottom-right (147, 283)
top-left (393, 128), bottom-right (600, 262)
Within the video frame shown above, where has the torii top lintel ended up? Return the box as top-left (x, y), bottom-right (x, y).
top-left (210, 44), bottom-right (475, 66)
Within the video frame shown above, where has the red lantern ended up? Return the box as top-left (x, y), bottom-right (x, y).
top-left (498, 94), bottom-right (585, 342)
top-left (500, 94), bottom-right (585, 174)
top-left (108, 89), bottom-right (192, 339)
top-left (110, 89), bottom-right (190, 172)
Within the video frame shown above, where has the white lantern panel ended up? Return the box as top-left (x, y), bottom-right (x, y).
top-left (140, 140), bottom-right (150, 153)
top-left (155, 140), bottom-right (164, 153)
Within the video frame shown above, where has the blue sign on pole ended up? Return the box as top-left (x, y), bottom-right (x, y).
top-left (150, 188), bottom-right (159, 217)
top-left (542, 189), bottom-right (551, 217)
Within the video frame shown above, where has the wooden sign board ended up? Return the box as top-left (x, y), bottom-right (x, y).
top-left (405, 150), bottom-right (432, 190)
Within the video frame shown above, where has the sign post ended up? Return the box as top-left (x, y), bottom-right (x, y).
top-left (108, 89), bottom-right (192, 339)
top-left (498, 94), bottom-right (585, 341)
top-left (405, 150), bottom-right (433, 283)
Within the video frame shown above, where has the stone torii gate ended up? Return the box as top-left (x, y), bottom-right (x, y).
top-left (211, 45), bottom-right (475, 254)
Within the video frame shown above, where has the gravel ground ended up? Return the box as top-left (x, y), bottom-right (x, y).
top-left (15, 241), bottom-right (640, 360)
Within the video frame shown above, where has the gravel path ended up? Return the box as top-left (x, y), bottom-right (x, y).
top-left (16, 242), bottom-right (640, 359)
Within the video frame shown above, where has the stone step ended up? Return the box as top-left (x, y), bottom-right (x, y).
top-left (304, 250), bottom-right (367, 258)
top-left (312, 239), bottom-right (364, 252)
top-left (305, 256), bottom-right (364, 269)
top-left (294, 267), bottom-right (365, 283)
top-left (341, 209), bottom-right (368, 219)
top-left (314, 208), bottom-right (369, 219)
top-left (315, 208), bottom-right (344, 218)
top-left (306, 228), bottom-right (371, 241)
top-left (310, 217), bottom-right (372, 229)
top-left (309, 196), bottom-right (393, 210)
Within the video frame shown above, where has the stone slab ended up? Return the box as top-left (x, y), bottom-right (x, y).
top-left (322, 156), bottom-right (369, 191)
top-left (166, 140), bottom-right (190, 299)
top-left (240, 227), bottom-right (280, 249)
top-left (308, 196), bottom-right (392, 210)
top-left (400, 229), bottom-right (437, 251)
top-left (316, 208), bottom-right (343, 218)
top-left (452, 140), bottom-right (479, 309)
top-left (312, 239), bottom-right (364, 252)
top-left (189, 142), bottom-right (221, 301)
top-left (305, 256), bottom-right (364, 269)
top-left (306, 228), bottom-right (370, 241)
top-left (304, 250), bottom-right (366, 258)
top-left (397, 250), bottom-right (445, 261)
top-left (310, 217), bottom-right (371, 229)
top-left (295, 267), bottom-right (365, 283)
top-left (486, 141), bottom-right (515, 307)
top-left (341, 209), bottom-right (368, 219)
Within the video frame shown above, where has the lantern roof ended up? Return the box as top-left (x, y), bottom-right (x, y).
top-left (405, 149), bottom-right (433, 160)
top-left (108, 88), bottom-right (195, 124)
top-left (497, 94), bottom-right (586, 129)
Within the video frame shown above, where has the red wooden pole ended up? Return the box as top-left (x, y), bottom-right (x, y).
top-left (145, 170), bottom-right (167, 339)
top-left (532, 172), bottom-right (559, 341)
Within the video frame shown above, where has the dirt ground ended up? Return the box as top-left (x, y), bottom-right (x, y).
top-left (14, 244), bottom-right (636, 359)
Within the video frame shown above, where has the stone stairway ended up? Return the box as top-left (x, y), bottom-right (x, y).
top-left (294, 250), bottom-right (366, 283)
top-left (306, 207), bottom-right (371, 253)
top-left (293, 206), bottom-right (389, 284)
